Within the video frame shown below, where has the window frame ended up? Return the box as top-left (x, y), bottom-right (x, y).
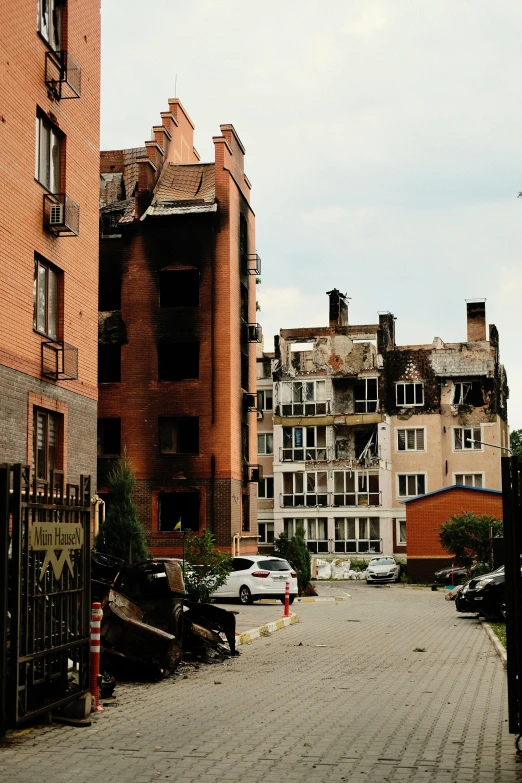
top-left (353, 377), bottom-right (379, 414)
top-left (258, 522), bottom-right (275, 545)
top-left (396, 427), bottom-right (426, 453)
top-left (396, 519), bottom-right (407, 545)
top-left (33, 407), bottom-right (61, 481)
top-left (258, 476), bottom-right (274, 499)
top-left (453, 472), bottom-right (485, 488)
top-left (332, 470), bottom-right (380, 507)
top-left (33, 255), bottom-right (60, 340)
top-left (453, 426), bottom-right (482, 452)
top-left (395, 381), bottom-right (424, 408)
top-left (37, 0), bottom-right (65, 51)
top-left (35, 111), bottom-right (62, 192)
top-left (282, 425), bottom-right (327, 462)
top-left (257, 389), bottom-right (273, 412)
top-left (158, 416), bottom-right (200, 456)
top-left (333, 516), bottom-right (382, 554)
top-left (257, 432), bottom-right (274, 456)
top-left (396, 473), bottom-right (427, 498)
top-left (279, 380), bottom-right (328, 417)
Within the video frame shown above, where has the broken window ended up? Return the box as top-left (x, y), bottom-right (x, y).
top-left (257, 389), bottom-right (273, 412)
top-left (452, 382), bottom-right (484, 407)
top-left (38, 0), bottom-right (64, 50)
top-left (333, 471), bottom-right (380, 507)
top-left (455, 473), bottom-right (483, 488)
top-left (334, 517), bottom-right (381, 554)
top-left (159, 270), bottom-right (199, 308)
top-left (453, 427), bottom-right (481, 451)
top-left (396, 382), bottom-right (424, 407)
top-left (158, 343), bottom-right (199, 381)
top-left (258, 522), bottom-right (274, 544)
top-left (97, 418), bottom-right (121, 456)
top-left (282, 426), bottom-right (327, 461)
top-left (34, 255), bottom-right (59, 340)
top-left (158, 491), bottom-right (200, 532)
top-left (397, 428), bottom-right (425, 452)
top-left (354, 427), bottom-right (378, 461)
top-left (100, 212), bottom-right (123, 239)
top-left (98, 344), bottom-right (121, 383)
top-left (397, 474), bottom-right (426, 497)
top-left (281, 380), bottom-right (327, 416)
top-left (99, 261), bottom-right (121, 310)
top-left (257, 433), bottom-right (274, 455)
top-left (303, 471), bottom-right (328, 506)
top-left (159, 417), bottom-right (199, 454)
top-left (353, 378), bottom-right (378, 413)
top-left (258, 477), bottom-right (274, 499)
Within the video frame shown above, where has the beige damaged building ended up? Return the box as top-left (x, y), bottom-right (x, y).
top-left (257, 290), bottom-right (508, 558)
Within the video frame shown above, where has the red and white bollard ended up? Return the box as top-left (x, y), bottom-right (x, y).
top-left (90, 602), bottom-right (104, 712)
top-left (283, 580), bottom-right (290, 618)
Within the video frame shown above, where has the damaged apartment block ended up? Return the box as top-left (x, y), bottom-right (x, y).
top-left (98, 99), bottom-right (260, 555)
top-left (262, 291), bottom-right (508, 560)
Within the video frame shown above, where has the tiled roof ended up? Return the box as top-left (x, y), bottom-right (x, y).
top-left (122, 147), bottom-right (146, 199)
top-left (142, 163), bottom-right (216, 219)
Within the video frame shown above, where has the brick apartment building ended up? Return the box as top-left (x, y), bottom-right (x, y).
top-left (0, 1), bottom-right (100, 485)
top-left (258, 290), bottom-right (508, 559)
top-left (98, 100), bottom-right (260, 555)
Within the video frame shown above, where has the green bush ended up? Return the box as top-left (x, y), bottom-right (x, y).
top-left (95, 453), bottom-right (149, 564)
top-left (349, 559), bottom-right (370, 572)
top-left (438, 511), bottom-right (502, 571)
top-left (273, 527), bottom-right (313, 594)
top-left (183, 529), bottom-right (232, 603)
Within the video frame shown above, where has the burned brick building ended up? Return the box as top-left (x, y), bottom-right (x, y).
top-left (98, 99), bottom-right (261, 555)
top-left (260, 291), bottom-right (508, 558)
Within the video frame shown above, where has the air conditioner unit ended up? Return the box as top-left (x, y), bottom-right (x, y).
top-left (49, 203), bottom-right (64, 225)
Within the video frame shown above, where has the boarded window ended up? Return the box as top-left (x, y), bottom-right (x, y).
top-left (159, 417), bottom-right (199, 454)
top-left (158, 343), bottom-right (199, 381)
top-left (98, 344), bottom-right (121, 383)
top-left (159, 270), bottom-right (199, 308)
top-left (158, 491), bottom-right (200, 532)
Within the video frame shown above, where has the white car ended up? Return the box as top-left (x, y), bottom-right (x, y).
top-left (366, 556), bottom-right (401, 585)
top-left (212, 555), bottom-right (299, 605)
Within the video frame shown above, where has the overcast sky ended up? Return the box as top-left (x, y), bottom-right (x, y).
top-left (101, 0), bottom-right (522, 430)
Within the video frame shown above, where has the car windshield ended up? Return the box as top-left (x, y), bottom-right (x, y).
top-left (370, 558), bottom-right (395, 566)
top-left (259, 559), bottom-right (291, 571)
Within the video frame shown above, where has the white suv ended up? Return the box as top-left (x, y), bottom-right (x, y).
top-left (212, 556), bottom-right (298, 605)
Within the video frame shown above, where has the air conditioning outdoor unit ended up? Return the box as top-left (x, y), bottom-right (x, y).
top-left (49, 203), bottom-right (64, 225)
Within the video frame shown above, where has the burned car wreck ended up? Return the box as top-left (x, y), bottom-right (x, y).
top-left (92, 553), bottom-right (238, 678)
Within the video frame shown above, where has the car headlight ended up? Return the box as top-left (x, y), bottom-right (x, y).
top-left (474, 578), bottom-right (494, 589)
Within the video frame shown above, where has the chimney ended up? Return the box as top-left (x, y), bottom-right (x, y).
top-left (466, 300), bottom-right (486, 342)
top-left (327, 289), bottom-right (348, 329)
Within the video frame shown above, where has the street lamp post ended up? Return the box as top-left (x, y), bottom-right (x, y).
top-left (468, 439), bottom-right (511, 454)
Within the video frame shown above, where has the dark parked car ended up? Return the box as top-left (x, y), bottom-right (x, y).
top-left (455, 566), bottom-right (506, 619)
top-left (434, 562), bottom-right (487, 586)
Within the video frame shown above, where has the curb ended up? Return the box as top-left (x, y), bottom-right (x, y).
top-left (297, 596), bottom-right (347, 603)
top-left (481, 620), bottom-right (507, 668)
top-left (236, 612), bottom-right (299, 645)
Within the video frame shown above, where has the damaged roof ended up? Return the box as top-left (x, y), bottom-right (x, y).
top-left (141, 162), bottom-right (216, 219)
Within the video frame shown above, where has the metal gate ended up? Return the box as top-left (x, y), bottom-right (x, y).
top-left (501, 456), bottom-right (522, 741)
top-left (0, 464), bottom-right (91, 732)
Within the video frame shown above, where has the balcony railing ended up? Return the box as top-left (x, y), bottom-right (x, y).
top-left (280, 492), bottom-right (381, 508)
top-left (243, 253), bottom-right (261, 275)
top-left (280, 493), bottom-right (329, 508)
top-left (42, 341), bottom-right (78, 380)
top-left (45, 50), bottom-right (81, 99)
top-left (43, 193), bottom-right (80, 236)
top-left (354, 400), bottom-right (379, 414)
top-left (280, 447), bottom-right (330, 462)
top-left (332, 491), bottom-right (381, 507)
top-left (279, 400), bottom-right (330, 417)
top-left (334, 539), bottom-right (382, 554)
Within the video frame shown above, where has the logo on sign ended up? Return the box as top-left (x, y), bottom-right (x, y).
top-left (29, 522), bottom-right (84, 580)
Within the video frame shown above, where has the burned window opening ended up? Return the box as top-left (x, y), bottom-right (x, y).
top-left (158, 343), bottom-right (199, 381)
top-left (353, 378), bottom-right (379, 413)
top-left (159, 269), bottom-right (199, 308)
top-left (159, 417), bottom-right (199, 455)
top-left (452, 381), bottom-right (484, 407)
top-left (99, 262), bottom-right (122, 311)
top-left (98, 343), bottom-right (121, 383)
top-left (158, 491), bottom-right (200, 532)
top-left (97, 418), bottom-right (121, 456)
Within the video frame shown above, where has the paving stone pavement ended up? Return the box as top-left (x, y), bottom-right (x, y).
top-left (2, 582), bottom-right (522, 783)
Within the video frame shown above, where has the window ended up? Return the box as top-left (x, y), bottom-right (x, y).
top-left (282, 471), bottom-right (327, 507)
top-left (258, 523), bottom-right (274, 544)
top-left (158, 491), bottom-right (200, 532)
top-left (333, 471), bottom-right (380, 506)
top-left (283, 518), bottom-right (328, 553)
top-left (258, 477), bottom-right (274, 499)
top-left (453, 382), bottom-right (483, 407)
top-left (257, 389), bottom-right (273, 412)
top-left (159, 270), bottom-right (199, 308)
top-left (35, 112), bottom-right (61, 192)
top-left (98, 344), bottom-right (121, 383)
top-left (33, 408), bottom-right (60, 480)
top-left (232, 557), bottom-right (255, 571)
top-left (257, 433), bottom-right (273, 456)
top-left (280, 380), bottom-right (328, 416)
top-left (99, 261), bottom-right (121, 310)
top-left (353, 378), bottom-right (378, 413)
top-left (397, 520), bottom-right (407, 545)
top-left (334, 517), bottom-right (381, 553)
top-left (454, 427), bottom-right (481, 451)
top-left (242, 494), bottom-right (250, 532)
top-left (397, 428), bottom-right (425, 452)
top-left (455, 473), bottom-right (483, 488)
top-left (37, 0), bottom-right (64, 50)
top-left (396, 382), bottom-right (423, 407)
top-left (158, 343), bottom-right (199, 381)
top-left (159, 417), bottom-right (199, 455)
top-left (397, 474), bottom-right (426, 498)
top-left (282, 426), bottom-right (327, 461)
top-left (33, 256), bottom-right (59, 339)
top-left (97, 418), bottom-right (121, 456)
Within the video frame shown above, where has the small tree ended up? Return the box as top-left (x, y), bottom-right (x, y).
top-left (183, 528), bottom-right (232, 603)
top-left (95, 452), bottom-right (149, 564)
top-left (274, 527), bottom-right (314, 595)
top-left (510, 429), bottom-right (522, 462)
top-left (438, 511), bottom-right (503, 571)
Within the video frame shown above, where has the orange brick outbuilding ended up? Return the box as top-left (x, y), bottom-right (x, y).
top-left (404, 485), bottom-right (503, 583)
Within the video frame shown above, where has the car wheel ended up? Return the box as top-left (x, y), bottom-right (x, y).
top-left (239, 585), bottom-right (253, 605)
top-left (279, 596), bottom-right (296, 605)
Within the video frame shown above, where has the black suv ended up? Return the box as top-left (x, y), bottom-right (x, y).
top-left (455, 566), bottom-right (506, 619)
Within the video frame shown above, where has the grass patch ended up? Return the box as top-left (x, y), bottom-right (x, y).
top-left (489, 622), bottom-right (506, 648)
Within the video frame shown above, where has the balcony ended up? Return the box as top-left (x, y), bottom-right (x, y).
top-left (45, 50), bottom-right (81, 99)
top-left (43, 193), bottom-right (79, 236)
top-left (41, 341), bottom-right (78, 381)
top-left (244, 464), bottom-right (262, 483)
top-left (280, 447), bottom-right (330, 462)
top-left (280, 493), bottom-right (329, 508)
top-left (280, 400), bottom-right (330, 417)
top-left (332, 491), bottom-right (381, 507)
top-left (243, 253), bottom-right (262, 276)
top-left (246, 323), bottom-right (263, 343)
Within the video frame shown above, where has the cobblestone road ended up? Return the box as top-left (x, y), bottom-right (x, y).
top-left (2, 582), bottom-right (521, 783)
